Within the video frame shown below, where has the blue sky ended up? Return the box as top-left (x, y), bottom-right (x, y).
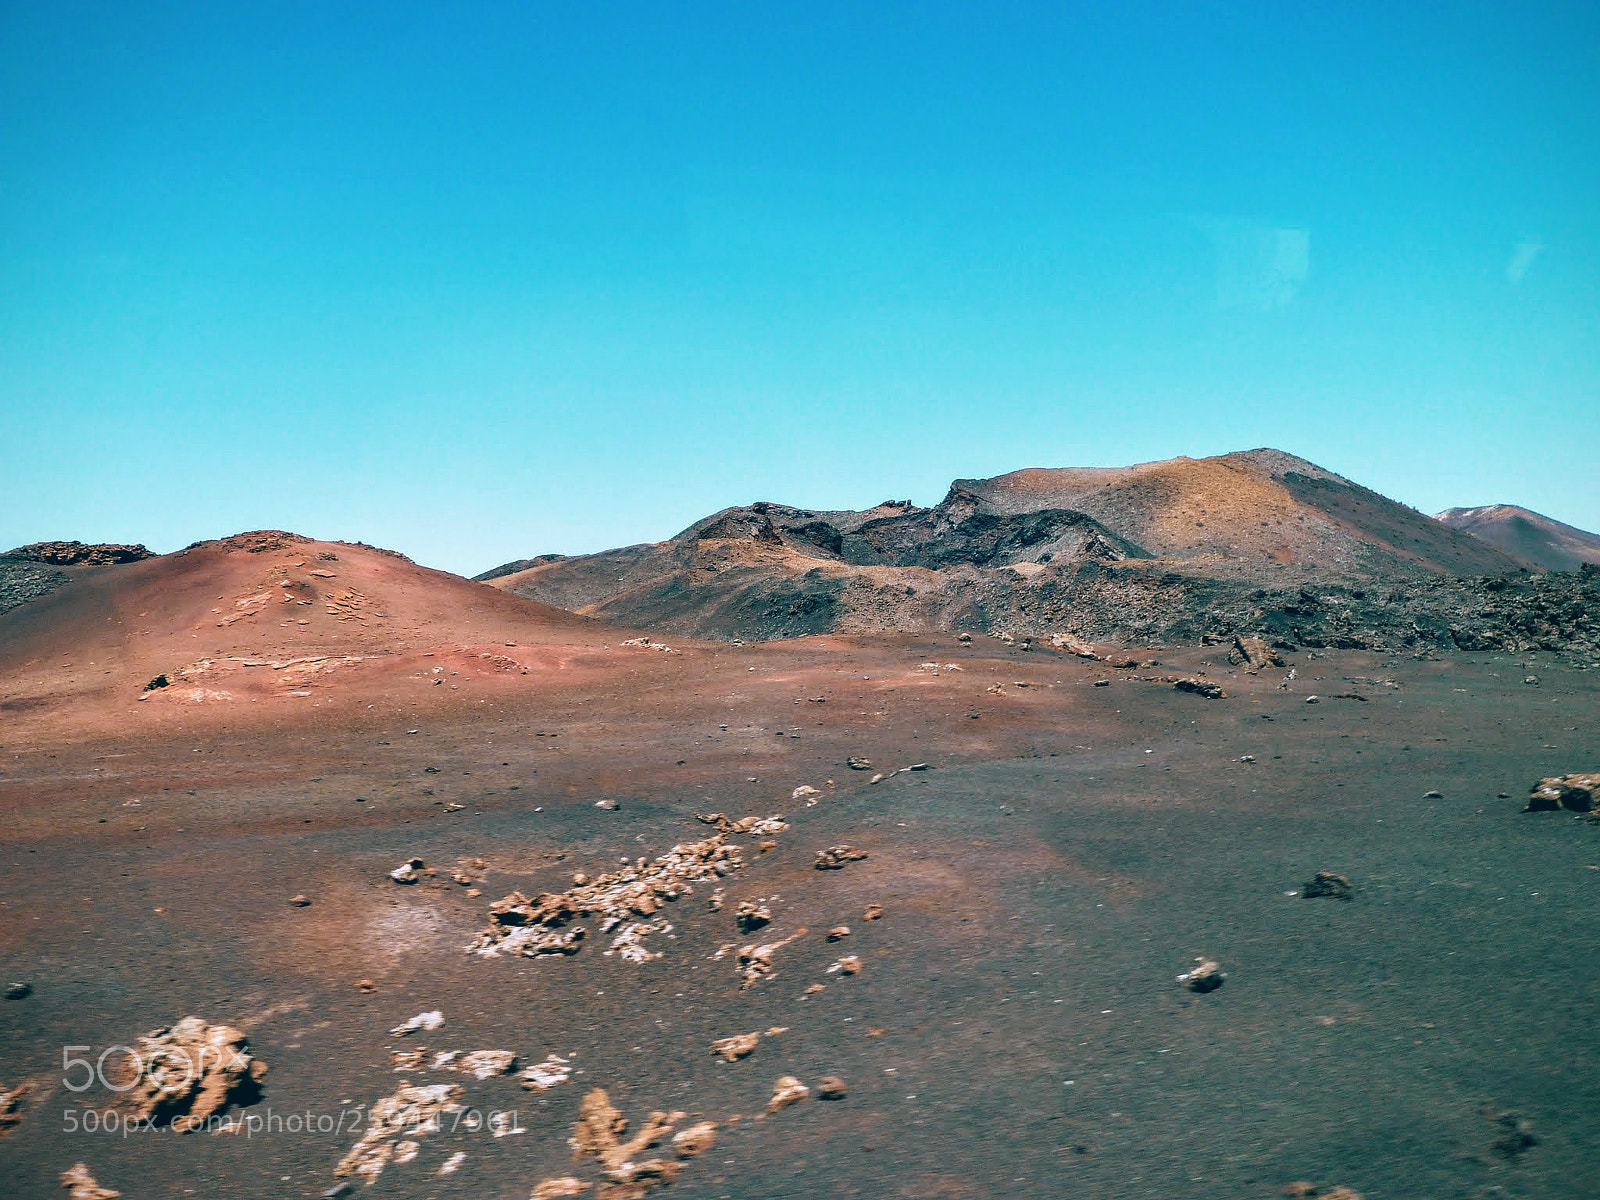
top-left (2, 2), bottom-right (1596, 574)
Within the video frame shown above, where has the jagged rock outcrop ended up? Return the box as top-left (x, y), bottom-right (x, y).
top-left (122, 1017), bottom-right (267, 1130)
top-left (5, 541), bottom-right (151, 566)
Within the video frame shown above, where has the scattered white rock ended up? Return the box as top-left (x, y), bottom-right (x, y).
top-left (605, 920), bottom-right (671, 962)
top-left (472, 836), bottom-right (744, 963)
top-left (390, 859), bottom-right (424, 884)
top-left (520, 1055), bottom-right (573, 1091)
top-left (489, 1110), bottom-right (522, 1137)
top-left (334, 1083), bottom-right (462, 1185)
top-left (438, 1050), bottom-right (517, 1080)
top-left (390, 1011), bottom-right (444, 1038)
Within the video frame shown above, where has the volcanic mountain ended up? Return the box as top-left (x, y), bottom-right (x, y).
top-left (1435, 504), bottom-right (1600, 572)
top-left (0, 530), bottom-right (615, 740)
top-left (481, 449), bottom-right (1526, 641)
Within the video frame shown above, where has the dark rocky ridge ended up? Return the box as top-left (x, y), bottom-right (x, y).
top-left (5, 540), bottom-right (152, 566)
top-left (483, 449), bottom-right (1599, 651)
top-left (0, 542), bottom-right (153, 617)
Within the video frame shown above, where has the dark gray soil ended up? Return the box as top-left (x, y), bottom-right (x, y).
top-left (1, 647), bottom-right (1596, 1198)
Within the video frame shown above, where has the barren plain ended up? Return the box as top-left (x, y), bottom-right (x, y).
top-left (1, 530), bottom-right (1597, 1198)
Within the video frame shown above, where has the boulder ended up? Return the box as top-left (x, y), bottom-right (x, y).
top-left (1525, 773), bottom-right (1598, 812)
top-left (1176, 958), bottom-right (1225, 993)
top-left (124, 1017), bottom-right (267, 1130)
top-left (1230, 635), bottom-right (1285, 671)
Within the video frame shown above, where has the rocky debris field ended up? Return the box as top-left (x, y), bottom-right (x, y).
top-left (0, 557), bottom-right (71, 618)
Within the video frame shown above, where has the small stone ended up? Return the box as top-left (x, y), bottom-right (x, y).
top-left (735, 900), bottom-right (772, 934)
top-left (1177, 957), bottom-right (1225, 993)
top-left (826, 926), bottom-right (851, 941)
top-left (863, 904), bottom-right (885, 921)
top-left (814, 845), bottom-right (868, 870)
top-left (61, 1163), bottom-right (121, 1200)
top-left (846, 756), bottom-right (873, 770)
top-left (355, 979), bottom-right (376, 993)
top-left (672, 1121), bottom-right (718, 1158)
top-left (1491, 1111), bottom-right (1539, 1159)
top-left (528, 1180), bottom-right (589, 1200)
top-left (712, 1033), bottom-right (760, 1062)
top-left (389, 859), bottom-right (423, 884)
top-left (766, 1075), bottom-right (809, 1114)
top-left (816, 1075), bottom-right (847, 1100)
top-left (288, 895), bottom-right (311, 907)
top-left (1301, 871), bottom-right (1354, 901)
top-left (389, 1010), bottom-right (443, 1037)
top-left (1424, 790), bottom-right (1443, 799)
top-left (3, 982), bottom-right (31, 1001)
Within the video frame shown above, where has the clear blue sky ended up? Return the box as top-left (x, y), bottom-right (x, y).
top-left (3, 2), bottom-right (1596, 574)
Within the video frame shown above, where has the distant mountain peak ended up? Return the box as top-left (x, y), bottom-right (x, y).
top-left (1435, 504), bottom-right (1600, 572)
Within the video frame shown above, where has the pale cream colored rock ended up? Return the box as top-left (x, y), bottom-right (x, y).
top-left (530, 1178), bottom-right (591, 1199)
top-left (712, 1033), bottom-right (760, 1062)
top-left (766, 1076), bottom-right (809, 1114)
top-left (124, 1016), bottom-right (267, 1130)
top-left (60, 1163), bottom-right (120, 1200)
top-left (672, 1121), bottom-right (718, 1158)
